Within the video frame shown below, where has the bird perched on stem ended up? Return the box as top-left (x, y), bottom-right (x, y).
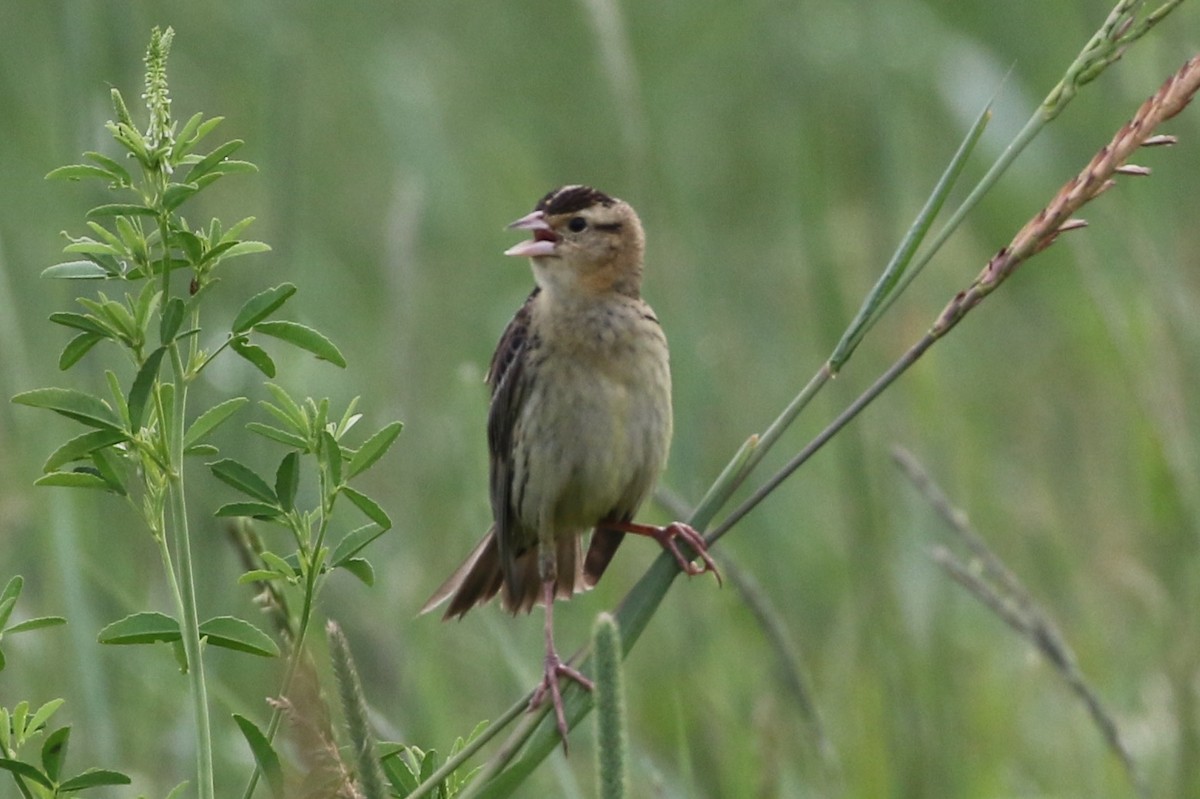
top-left (422, 185), bottom-right (720, 751)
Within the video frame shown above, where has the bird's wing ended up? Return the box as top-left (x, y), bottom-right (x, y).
top-left (485, 287), bottom-right (539, 392)
top-left (486, 289), bottom-right (539, 582)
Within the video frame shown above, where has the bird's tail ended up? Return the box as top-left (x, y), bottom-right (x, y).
top-left (582, 528), bottom-right (626, 587)
top-left (419, 526), bottom-right (587, 619)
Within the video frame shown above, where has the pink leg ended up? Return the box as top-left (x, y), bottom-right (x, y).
top-left (605, 520), bottom-right (722, 586)
top-left (528, 579), bottom-right (594, 753)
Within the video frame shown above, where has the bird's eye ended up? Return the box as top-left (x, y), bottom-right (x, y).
top-left (567, 216), bottom-right (587, 233)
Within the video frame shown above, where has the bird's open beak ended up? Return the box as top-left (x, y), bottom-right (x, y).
top-left (504, 210), bottom-right (560, 258)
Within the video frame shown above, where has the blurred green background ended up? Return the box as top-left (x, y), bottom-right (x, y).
top-left (1, 2), bottom-right (1198, 797)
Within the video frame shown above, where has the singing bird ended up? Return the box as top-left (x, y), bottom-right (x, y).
top-left (422, 185), bottom-right (719, 748)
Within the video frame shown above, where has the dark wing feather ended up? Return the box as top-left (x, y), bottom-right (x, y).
top-left (486, 289), bottom-right (539, 590)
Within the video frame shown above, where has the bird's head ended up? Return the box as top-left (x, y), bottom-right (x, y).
top-left (505, 185), bottom-right (645, 297)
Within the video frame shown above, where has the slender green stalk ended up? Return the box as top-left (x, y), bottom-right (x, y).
top-left (167, 343), bottom-right (214, 799)
top-left (240, 464), bottom-right (336, 799)
top-left (675, 81), bottom-right (991, 541)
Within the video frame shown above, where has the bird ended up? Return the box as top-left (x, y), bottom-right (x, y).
top-left (421, 184), bottom-right (720, 751)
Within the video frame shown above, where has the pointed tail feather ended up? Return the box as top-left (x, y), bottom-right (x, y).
top-left (583, 528), bottom-right (626, 588)
top-left (422, 527), bottom-right (589, 620)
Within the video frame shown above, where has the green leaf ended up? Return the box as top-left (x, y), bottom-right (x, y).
top-left (4, 616), bottom-right (67, 635)
top-left (90, 448), bottom-right (129, 495)
top-left (163, 780), bottom-right (191, 799)
top-left (330, 523), bottom-right (387, 567)
top-left (1, 575), bottom-right (23, 610)
top-left (97, 611), bottom-right (179, 645)
top-left (13, 388), bottom-right (123, 431)
top-left (339, 557), bottom-right (375, 586)
top-left (105, 369), bottom-right (130, 426)
top-left (85, 297), bottom-right (138, 344)
top-left (263, 383), bottom-right (308, 432)
top-left (160, 297), bottom-right (185, 343)
top-left (254, 320), bottom-right (346, 367)
top-left (62, 239), bottom-right (124, 258)
top-left (173, 113), bottom-right (223, 160)
top-left (184, 443), bottom-right (220, 457)
top-left (259, 551), bottom-right (297, 580)
top-left (128, 347), bottom-right (167, 431)
top-left (231, 338), bottom-right (276, 378)
top-left (46, 164), bottom-right (121, 182)
top-left (113, 216), bottom-right (146, 264)
top-left (341, 486), bottom-right (391, 529)
top-left (198, 616), bottom-right (279, 657)
top-left (27, 698), bottom-right (65, 736)
top-left (0, 758), bottom-right (52, 788)
top-left (86, 203), bottom-right (156, 218)
top-left (275, 452), bottom-right (300, 512)
top-left (48, 312), bottom-right (111, 336)
top-left (231, 283), bottom-right (297, 333)
top-left (44, 429), bottom-right (128, 472)
top-left (214, 501), bottom-right (282, 520)
top-left (245, 422), bottom-right (309, 450)
top-left (57, 768), bottom-right (132, 792)
top-left (41, 260), bottom-right (115, 279)
top-left (59, 333), bottom-right (105, 370)
top-left (83, 151), bottom-right (132, 185)
top-left (232, 714), bottom-right (285, 799)
top-left (209, 458), bottom-right (277, 503)
top-left (216, 240), bottom-right (270, 261)
top-left (347, 421), bottom-right (403, 479)
top-left (0, 597), bottom-right (14, 632)
top-left (33, 471), bottom-right (112, 491)
top-left (185, 139), bottom-right (244, 183)
top-left (322, 429), bottom-right (343, 487)
top-left (132, 277), bottom-right (161, 335)
top-left (183, 397), bottom-right (249, 450)
top-left (211, 159), bottom-right (258, 175)
top-left (380, 745), bottom-right (419, 794)
top-left (162, 182), bottom-right (199, 211)
top-left (174, 228), bottom-right (204, 263)
top-left (237, 569), bottom-right (282, 584)
top-left (41, 726), bottom-right (70, 781)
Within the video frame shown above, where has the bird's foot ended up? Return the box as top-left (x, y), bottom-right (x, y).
top-left (529, 650), bottom-right (594, 753)
top-left (609, 520), bottom-right (722, 586)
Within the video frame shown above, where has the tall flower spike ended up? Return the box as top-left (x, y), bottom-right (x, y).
top-left (143, 26), bottom-right (176, 159)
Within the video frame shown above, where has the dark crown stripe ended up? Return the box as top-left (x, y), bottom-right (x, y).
top-left (534, 185), bottom-right (615, 215)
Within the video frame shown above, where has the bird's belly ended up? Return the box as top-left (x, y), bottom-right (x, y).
top-left (516, 355), bottom-right (671, 530)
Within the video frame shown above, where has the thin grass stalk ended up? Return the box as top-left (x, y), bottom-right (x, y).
top-left (669, 80), bottom-right (990, 541)
top-left (168, 340), bottom-right (213, 799)
top-left (892, 447), bottom-right (1146, 797)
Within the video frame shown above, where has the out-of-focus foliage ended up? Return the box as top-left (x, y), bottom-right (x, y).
top-left (1, 2), bottom-right (1197, 796)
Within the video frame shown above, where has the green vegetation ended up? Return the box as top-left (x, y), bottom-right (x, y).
top-left (0, 2), bottom-right (1198, 797)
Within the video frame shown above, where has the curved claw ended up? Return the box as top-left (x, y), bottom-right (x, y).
top-left (530, 654), bottom-right (594, 754)
top-left (658, 522), bottom-right (722, 586)
top-left (603, 520), bottom-right (722, 586)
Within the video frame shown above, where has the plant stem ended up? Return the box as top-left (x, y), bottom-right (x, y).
top-left (167, 341), bottom-right (214, 799)
top-left (240, 463), bottom-right (335, 799)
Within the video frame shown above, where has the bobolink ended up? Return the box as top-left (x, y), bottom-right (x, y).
top-left (423, 185), bottom-right (719, 748)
